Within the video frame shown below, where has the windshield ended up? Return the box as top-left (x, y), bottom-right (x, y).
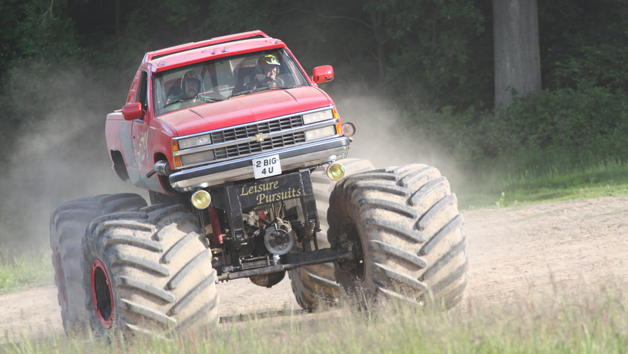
top-left (153, 48), bottom-right (309, 116)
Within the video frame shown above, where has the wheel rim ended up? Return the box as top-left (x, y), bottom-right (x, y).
top-left (91, 260), bottom-right (114, 329)
top-left (54, 246), bottom-right (68, 309)
top-left (337, 218), bottom-right (365, 282)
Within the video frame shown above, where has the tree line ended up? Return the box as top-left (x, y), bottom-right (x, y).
top-left (0, 0), bottom-right (627, 168)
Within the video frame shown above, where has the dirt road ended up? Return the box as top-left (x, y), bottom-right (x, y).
top-left (2, 196), bottom-right (627, 342)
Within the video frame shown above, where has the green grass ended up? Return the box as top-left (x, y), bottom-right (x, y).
top-left (3, 283), bottom-right (627, 353)
top-left (457, 159), bottom-right (628, 210)
top-left (0, 248), bottom-right (54, 296)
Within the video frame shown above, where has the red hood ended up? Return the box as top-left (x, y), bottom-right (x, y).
top-left (157, 86), bottom-right (332, 136)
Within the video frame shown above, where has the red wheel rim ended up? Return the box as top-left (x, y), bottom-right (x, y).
top-left (91, 260), bottom-right (114, 329)
top-left (54, 246), bottom-right (68, 309)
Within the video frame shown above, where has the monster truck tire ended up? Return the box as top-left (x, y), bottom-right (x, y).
top-left (49, 193), bottom-right (147, 335)
top-left (327, 164), bottom-right (467, 309)
top-left (288, 158), bottom-right (375, 310)
top-left (81, 203), bottom-right (218, 338)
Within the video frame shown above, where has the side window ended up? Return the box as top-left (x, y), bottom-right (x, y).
top-left (138, 71), bottom-right (148, 112)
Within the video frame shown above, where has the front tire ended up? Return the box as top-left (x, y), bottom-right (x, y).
top-left (49, 194), bottom-right (147, 334)
top-left (328, 164), bottom-right (467, 309)
top-left (81, 204), bottom-right (218, 338)
top-left (288, 158), bottom-right (374, 310)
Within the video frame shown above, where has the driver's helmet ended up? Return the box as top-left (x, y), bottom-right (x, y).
top-left (256, 54), bottom-right (281, 76)
top-left (180, 70), bottom-right (202, 98)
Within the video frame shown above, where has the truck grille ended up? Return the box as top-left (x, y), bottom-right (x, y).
top-left (211, 115), bottom-right (304, 143)
top-left (214, 132), bottom-right (306, 160)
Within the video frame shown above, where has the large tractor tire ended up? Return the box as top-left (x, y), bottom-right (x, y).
top-left (288, 158), bottom-right (374, 310)
top-left (81, 203), bottom-right (218, 338)
top-left (327, 164), bottom-right (467, 309)
top-left (49, 193), bottom-right (147, 335)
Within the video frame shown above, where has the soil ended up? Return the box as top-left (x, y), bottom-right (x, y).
top-left (2, 196), bottom-right (627, 343)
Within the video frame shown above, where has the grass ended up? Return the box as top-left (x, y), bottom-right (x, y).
top-left (0, 248), bottom-right (54, 296)
top-left (2, 282), bottom-right (628, 353)
top-left (457, 158), bottom-right (628, 210)
top-left (0, 163), bottom-right (626, 352)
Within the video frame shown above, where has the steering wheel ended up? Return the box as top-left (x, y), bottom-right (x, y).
top-left (267, 78), bottom-right (281, 89)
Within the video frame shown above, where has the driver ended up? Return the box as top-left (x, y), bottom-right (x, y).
top-left (166, 70), bottom-right (202, 106)
top-left (246, 54), bottom-right (284, 90)
top-left (180, 70), bottom-right (202, 99)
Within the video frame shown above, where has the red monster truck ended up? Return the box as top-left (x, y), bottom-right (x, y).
top-left (49, 30), bottom-right (468, 337)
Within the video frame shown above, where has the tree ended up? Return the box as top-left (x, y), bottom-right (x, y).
top-left (493, 0), bottom-right (541, 109)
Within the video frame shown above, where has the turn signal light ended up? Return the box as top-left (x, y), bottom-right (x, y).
top-left (191, 190), bottom-right (211, 209)
top-left (326, 163), bottom-right (346, 181)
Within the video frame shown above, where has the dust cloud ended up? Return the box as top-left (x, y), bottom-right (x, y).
top-left (0, 68), bottom-right (464, 251)
top-left (0, 64), bottom-right (144, 251)
top-left (334, 95), bottom-right (465, 189)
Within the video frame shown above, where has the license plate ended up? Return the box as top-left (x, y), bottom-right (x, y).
top-left (253, 155), bottom-right (282, 179)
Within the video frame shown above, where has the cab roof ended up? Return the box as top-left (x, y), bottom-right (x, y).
top-left (142, 30), bottom-right (286, 73)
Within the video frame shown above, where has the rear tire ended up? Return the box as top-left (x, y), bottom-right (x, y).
top-left (81, 203), bottom-right (218, 338)
top-left (327, 164), bottom-right (467, 309)
top-left (49, 194), bottom-right (147, 335)
top-left (288, 158), bottom-right (374, 310)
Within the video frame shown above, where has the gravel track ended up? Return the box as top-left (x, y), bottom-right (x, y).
top-left (2, 196), bottom-right (627, 342)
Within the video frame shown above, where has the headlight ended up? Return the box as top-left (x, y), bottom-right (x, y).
top-left (180, 150), bottom-right (215, 166)
top-left (305, 126), bottom-right (336, 141)
top-left (303, 109), bottom-right (333, 124)
top-left (176, 134), bottom-right (211, 150)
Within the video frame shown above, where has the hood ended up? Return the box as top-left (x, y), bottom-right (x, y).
top-left (157, 86), bottom-right (332, 137)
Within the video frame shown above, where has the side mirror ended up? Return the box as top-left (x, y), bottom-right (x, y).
top-left (312, 65), bottom-right (334, 83)
top-left (122, 102), bottom-right (145, 121)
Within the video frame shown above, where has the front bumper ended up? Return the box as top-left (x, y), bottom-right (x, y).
top-left (169, 137), bottom-right (350, 191)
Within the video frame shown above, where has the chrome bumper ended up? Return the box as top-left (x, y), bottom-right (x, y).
top-left (169, 137), bottom-right (350, 191)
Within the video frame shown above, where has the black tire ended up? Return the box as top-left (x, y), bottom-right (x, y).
top-left (81, 203), bottom-right (218, 338)
top-left (327, 164), bottom-right (467, 309)
top-left (49, 193), bottom-right (147, 335)
top-left (288, 158), bottom-right (375, 310)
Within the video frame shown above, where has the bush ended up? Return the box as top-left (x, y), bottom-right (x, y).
top-left (403, 86), bottom-right (628, 183)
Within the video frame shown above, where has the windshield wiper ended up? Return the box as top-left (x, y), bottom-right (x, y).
top-left (163, 95), bottom-right (224, 108)
top-left (163, 99), bottom-right (183, 108)
top-left (197, 94), bottom-right (225, 102)
top-left (231, 87), bottom-right (269, 98)
top-left (230, 85), bottom-right (297, 98)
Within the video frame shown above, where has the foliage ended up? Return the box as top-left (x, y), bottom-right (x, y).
top-left (539, 0), bottom-right (628, 92)
top-left (0, 248), bottom-right (53, 296)
top-left (459, 159), bottom-right (628, 210)
top-left (0, 0), bottom-right (82, 164)
top-left (403, 85), bottom-right (628, 176)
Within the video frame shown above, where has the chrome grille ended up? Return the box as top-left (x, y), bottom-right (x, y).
top-left (214, 132), bottom-right (306, 160)
top-left (211, 115), bottom-right (304, 143)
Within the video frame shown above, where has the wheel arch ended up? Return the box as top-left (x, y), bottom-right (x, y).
top-left (154, 152), bottom-right (176, 195)
top-left (110, 150), bottom-right (130, 181)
